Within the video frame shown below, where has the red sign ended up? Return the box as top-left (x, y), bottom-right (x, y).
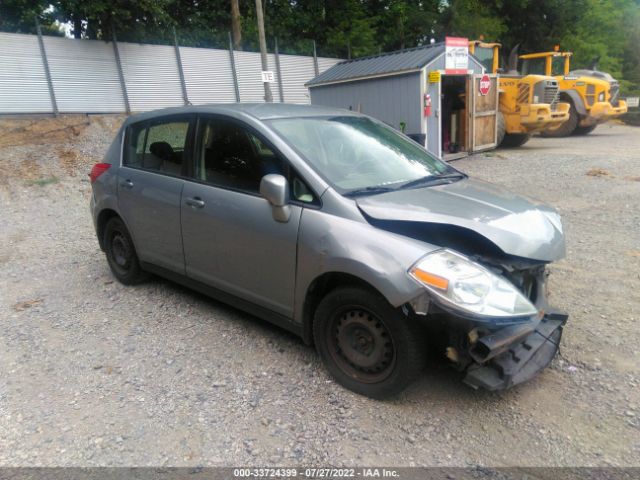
top-left (445, 36), bottom-right (469, 47)
top-left (444, 36), bottom-right (469, 75)
top-left (479, 74), bottom-right (491, 95)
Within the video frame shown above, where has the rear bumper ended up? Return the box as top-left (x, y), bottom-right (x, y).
top-left (518, 102), bottom-right (570, 132)
top-left (583, 100), bottom-right (628, 126)
top-left (463, 310), bottom-right (567, 391)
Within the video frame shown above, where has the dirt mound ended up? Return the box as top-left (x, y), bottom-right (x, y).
top-left (0, 114), bottom-right (126, 188)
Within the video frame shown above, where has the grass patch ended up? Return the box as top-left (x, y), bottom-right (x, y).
top-left (26, 176), bottom-right (59, 186)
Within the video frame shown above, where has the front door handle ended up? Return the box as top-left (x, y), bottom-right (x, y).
top-left (120, 179), bottom-right (134, 189)
top-left (185, 197), bottom-right (205, 209)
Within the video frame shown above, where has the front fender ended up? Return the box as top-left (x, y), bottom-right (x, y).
top-left (293, 209), bottom-right (435, 324)
top-left (561, 90), bottom-right (587, 116)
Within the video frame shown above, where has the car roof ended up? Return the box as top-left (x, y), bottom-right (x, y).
top-left (123, 103), bottom-right (360, 126)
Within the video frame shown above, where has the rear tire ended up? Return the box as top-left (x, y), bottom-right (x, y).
top-left (496, 111), bottom-right (506, 146)
top-left (541, 102), bottom-right (579, 137)
top-left (103, 217), bottom-right (147, 285)
top-left (313, 286), bottom-right (426, 399)
top-left (501, 133), bottom-right (531, 148)
top-left (573, 124), bottom-right (597, 135)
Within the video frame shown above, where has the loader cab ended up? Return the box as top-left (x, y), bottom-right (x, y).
top-left (520, 52), bottom-right (571, 77)
top-left (468, 41), bottom-right (501, 74)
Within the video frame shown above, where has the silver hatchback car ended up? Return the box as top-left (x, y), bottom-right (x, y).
top-left (90, 104), bottom-right (568, 398)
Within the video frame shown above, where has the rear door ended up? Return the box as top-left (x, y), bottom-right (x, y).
top-left (118, 115), bottom-right (194, 274)
top-left (468, 74), bottom-right (499, 152)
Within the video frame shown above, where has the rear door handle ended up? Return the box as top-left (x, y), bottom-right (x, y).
top-left (120, 179), bottom-right (134, 189)
top-left (185, 197), bottom-right (205, 209)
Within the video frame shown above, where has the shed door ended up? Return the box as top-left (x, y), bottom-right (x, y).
top-left (468, 74), bottom-right (498, 152)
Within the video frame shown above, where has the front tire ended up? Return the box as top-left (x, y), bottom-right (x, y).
top-left (313, 286), bottom-right (426, 399)
top-left (103, 217), bottom-right (147, 285)
top-left (496, 111), bottom-right (506, 146)
top-left (573, 124), bottom-right (597, 135)
top-left (541, 102), bottom-right (579, 137)
top-left (501, 132), bottom-right (531, 148)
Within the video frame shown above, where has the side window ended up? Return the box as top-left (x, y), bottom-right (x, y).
top-left (124, 118), bottom-right (190, 176)
top-left (196, 118), bottom-right (285, 193)
top-left (195, 116), bottom-right (319, 205)
top-left (291, 174), bottom-right (317, 204)
top-left (521, 58), bottom-right (545, 76)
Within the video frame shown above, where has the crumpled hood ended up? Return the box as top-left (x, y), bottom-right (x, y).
top-left (356, 178), bottom-right (565, 262)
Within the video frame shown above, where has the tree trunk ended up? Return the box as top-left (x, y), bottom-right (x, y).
top-left (73, 15), bottom-right (82, 39)
top-left (231, 0), bottom-right (242, 50)
top-left (255, 0), bottom-right (273, 102)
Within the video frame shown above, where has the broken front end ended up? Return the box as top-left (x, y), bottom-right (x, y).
top-left (408, 249), bottom-right (568, 391)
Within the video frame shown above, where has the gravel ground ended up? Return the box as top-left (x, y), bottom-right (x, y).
top-left (0, 116), bottom-right (638, 467)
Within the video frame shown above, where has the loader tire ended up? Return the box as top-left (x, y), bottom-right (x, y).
top-left (496, 112), bottom-right (506, 146)
top-left (501, 133), bottom-right (531, 148)
top-left (541, 103), bottom-right (579, 137)
top-left (573, 124), bottom-right (597, 135)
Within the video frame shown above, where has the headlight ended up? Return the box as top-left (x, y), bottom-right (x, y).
top-left (409, 250), bottom-right (538, 318)
top-left (598, 92), bottom-right (605, 102)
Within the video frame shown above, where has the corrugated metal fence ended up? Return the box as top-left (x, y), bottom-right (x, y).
top-left (0, 32), bottom-right (341, 114)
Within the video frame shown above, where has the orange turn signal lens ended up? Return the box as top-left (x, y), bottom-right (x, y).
top-left (412, 269), bottom-right (449, 290)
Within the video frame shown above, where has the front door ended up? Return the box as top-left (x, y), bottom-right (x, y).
top-left (468, 74), bottom-right (499, 152)
top-left (180, 116), bottom-right (302, 317)
top-left (117, 115), bottom-right (194, 273)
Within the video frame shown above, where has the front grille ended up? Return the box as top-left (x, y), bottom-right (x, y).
top-left (517, 84), bottom-right (530, 106)
top-left (543, 83), bottom-right (559, 111)
top-left (586, 84), bottom-right (595, 106)
top-left (610, 82), bottom-right (620, 106)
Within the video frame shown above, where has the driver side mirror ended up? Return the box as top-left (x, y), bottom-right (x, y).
top-left (260, 174), bottom-right (291, 223)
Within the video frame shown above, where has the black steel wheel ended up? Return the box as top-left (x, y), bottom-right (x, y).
top-left (313, 286), bottom-right (426, 399)
top-left (328, 307), bottom-right (397, 384)
top-left (103, 216), bottom-right (147, 285)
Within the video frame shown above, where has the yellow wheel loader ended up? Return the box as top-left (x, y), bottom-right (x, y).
top-left (469, 40), bottom-right (570, 147)
top-left (519, 49), bottom-right (628, 136)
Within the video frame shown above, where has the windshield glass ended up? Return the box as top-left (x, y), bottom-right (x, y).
top-left (521, 57), bottom-right (546, 75)
top-left (474, 47), bottom-right (495, 72)
top-left (268, 116), bottom-right (450, 192)
top-left (551, 56), bottom-right (566, 76)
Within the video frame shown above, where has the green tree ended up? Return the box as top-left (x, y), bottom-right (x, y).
top-left (0, 0), bottom-right (62, 35)
top-left (51, 0), bottom-right (173, 41)
top-left (440, 0), bottom-right (506, 41)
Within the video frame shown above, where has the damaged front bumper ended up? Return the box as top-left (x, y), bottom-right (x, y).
top-left (463, 310), bottom-right (567, 390)
top-left (413, 262), bottom-right (568, 391)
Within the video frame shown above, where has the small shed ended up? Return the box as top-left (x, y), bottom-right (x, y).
top-left (307, 38), bottom-right (499, 160)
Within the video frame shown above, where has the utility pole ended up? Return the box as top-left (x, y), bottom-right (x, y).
top-left (255, 0), bottom-right (273, 102)
top-left (231, 0), bottom-right (242, 50)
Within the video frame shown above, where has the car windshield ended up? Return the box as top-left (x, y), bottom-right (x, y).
top-left (268, 116), bottom-right (451, 193)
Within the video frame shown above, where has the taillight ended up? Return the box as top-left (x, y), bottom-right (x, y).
top-left (89, 163), bottom-right (111, 184)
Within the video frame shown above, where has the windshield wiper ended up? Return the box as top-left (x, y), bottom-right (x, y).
top-left (344, 185), bottom-right (398, 197)
top-left (399, 172), bottom-right (466, 190)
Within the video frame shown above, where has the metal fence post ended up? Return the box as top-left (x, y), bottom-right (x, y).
top-left (111, 28), bottom-right (131, 114)
top-left (274, 38), bottom-right (284, 103)
top-left (312, 40), bottom-right (319, 76)
top-left (173, 27), bottom-right (190, 105)
top-left (228, 32), bottom-right (241, 103)
top-left (35, 17), bottom-right (58, 115)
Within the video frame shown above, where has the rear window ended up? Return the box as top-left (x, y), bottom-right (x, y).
top-left (123, 117), bottom-right (191, 176)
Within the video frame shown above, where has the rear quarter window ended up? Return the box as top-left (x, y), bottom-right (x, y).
top-left (123, 117), bottom-right (192, 176)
